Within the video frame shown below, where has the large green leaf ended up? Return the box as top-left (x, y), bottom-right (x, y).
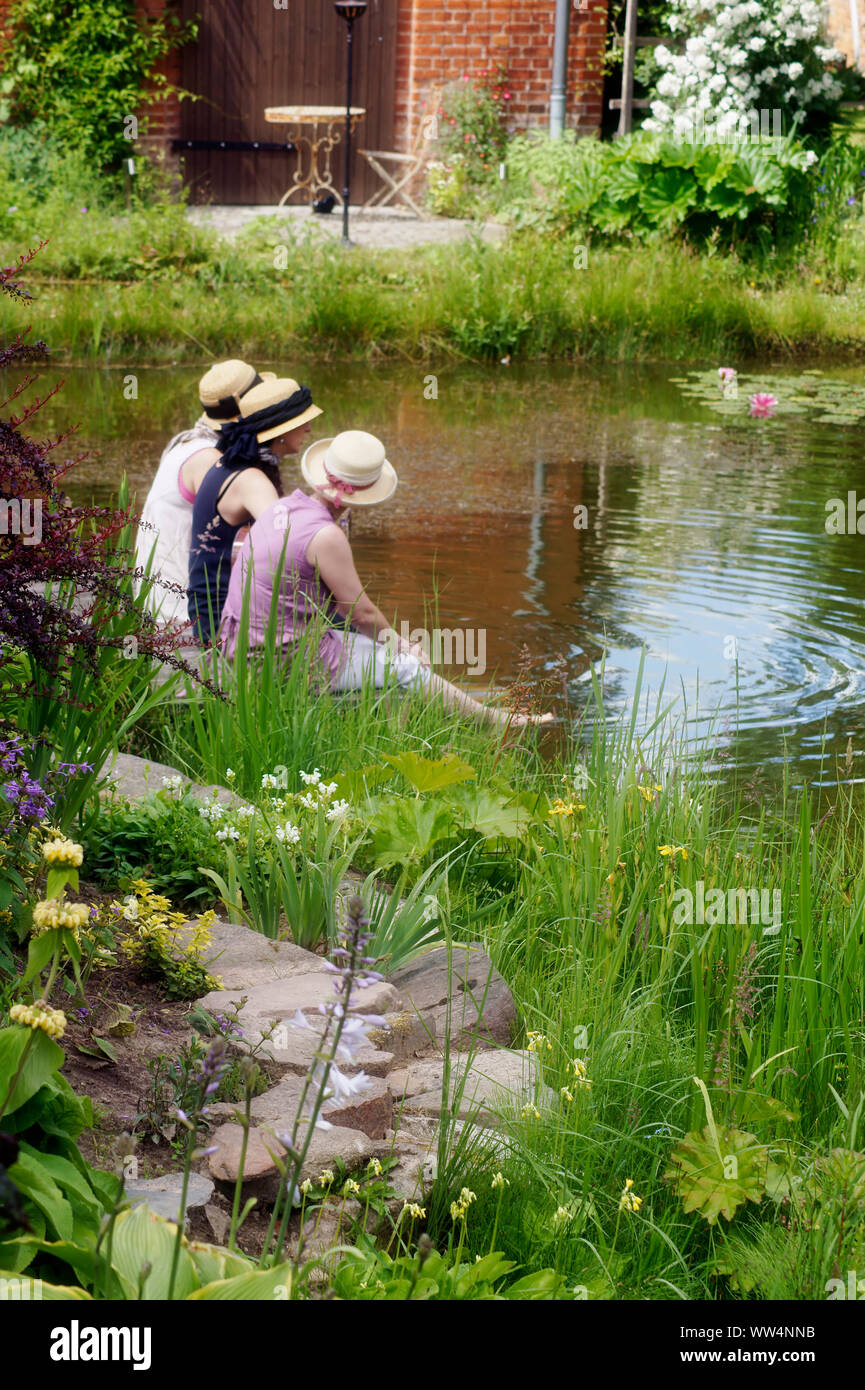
top-left (9, 1150), bottom-right (74, 1241)
top-left (16, 1143), bottom-right (102, 1225)
top-left (0, 1026), bottom-right (64, 1117)
top-left (371, 797), bottom-right (455, 869)
top-left (186, 1240), bottom-right (255, 1286)
top-left (664, 1125), bottom-right (773, 1225)
top-left (446, 788), bottom-right (527, 842)
top-left (0, 1270), bottom-right (92, 1299)
top-left (638, 168), bottom-right (699, 227)
top-left (188, 1263), bottom-right (294, 1300)
top-left (381, 751), bottom-right (476, 794)
top-left (109, 1205), bottom-right (198, 1300)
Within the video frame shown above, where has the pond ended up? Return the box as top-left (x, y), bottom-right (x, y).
top-left (11, 358), bottom-right (865, 786)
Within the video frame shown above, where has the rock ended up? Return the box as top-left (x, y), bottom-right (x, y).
top-left (123, 1172), bottom-right (213, 1223)
top-left (387, 945), bottom-right (516, 1053)
top-left (204, 1203), bottom-right (230, 1244)
top-left (208, 1122), bottom-right (374, 1204)
top-left (389, 1048), bottom-right (549, 1126)
top-left (368, 1010), bottom-right (431, 1063)
top-left (201, 918), bottom-right (320, 989)
top-left (99, 752), bottom-right (243, 808)
top-left (250, 1073), bottom-right (393, 1140)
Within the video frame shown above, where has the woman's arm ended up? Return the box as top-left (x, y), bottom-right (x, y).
top-left (308, 523), bottom-right (425, 659)
top-left (218, 469), bottom-right (279, 526)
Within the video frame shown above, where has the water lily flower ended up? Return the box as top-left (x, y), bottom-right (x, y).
top-left (748, 392), bottom-right (778, 419)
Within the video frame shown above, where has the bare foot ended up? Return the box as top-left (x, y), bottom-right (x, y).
top-left (508, 711), bottom-right (556, 728)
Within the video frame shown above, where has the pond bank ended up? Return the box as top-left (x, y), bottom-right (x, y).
top-left (6, 233), bottom-right (865, 365)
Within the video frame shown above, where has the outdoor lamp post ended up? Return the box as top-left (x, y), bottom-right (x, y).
top-left (334, 0), bottom-right (368, 245)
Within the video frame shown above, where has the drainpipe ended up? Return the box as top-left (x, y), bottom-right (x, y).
top-left (851, 0), bottom-right (861, 69)
top-left (550, 0), bottom-right (571, 137)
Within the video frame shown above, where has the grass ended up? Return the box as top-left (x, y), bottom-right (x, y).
top-left (4, 197), bottom-right (865, 365)
top-left (93, 620), bottom-right (865, 1300)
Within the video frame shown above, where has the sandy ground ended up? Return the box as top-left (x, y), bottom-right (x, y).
top-left (185, 203), bottom-right (507, 251)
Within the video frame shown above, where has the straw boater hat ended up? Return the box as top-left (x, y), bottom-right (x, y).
top-left (302, 431), bottom-right (397, 507)
top-left (238, 377), bottom-right (323, 441)
top-left (197, 360), bottom-right (277, 430)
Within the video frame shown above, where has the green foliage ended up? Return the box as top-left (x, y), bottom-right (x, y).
top-left (114, 882), bottom-right (219, 1001)
top-left (0, 0), bottom-right (196, 169)
top-left (663, 1124), bottom-right (775, 1225)
top-left (0, 1022), bottom-right (121, 1277)
top-left (503, 129), bottom-right (835, 256)
top-left (81, 788), bottom-right (225, 907)
top-left (331, 1238), bottom-right (565, 1300)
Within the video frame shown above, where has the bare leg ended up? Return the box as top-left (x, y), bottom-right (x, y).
top-left (422, 669), bottom-right (554, 728)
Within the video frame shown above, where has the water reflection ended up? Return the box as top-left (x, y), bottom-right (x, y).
top-left (8, 359), bottom-right (865, 782)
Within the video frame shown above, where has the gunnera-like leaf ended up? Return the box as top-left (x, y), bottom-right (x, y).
top-left (663, 1125), bottom-right (771, 1225)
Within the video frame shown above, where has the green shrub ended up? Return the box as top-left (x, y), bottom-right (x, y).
top-left (0, 0), bottom-right (196, 170)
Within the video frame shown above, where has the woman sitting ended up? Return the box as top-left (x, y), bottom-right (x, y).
top-left (188, 376), bottom-right (322, 645)
top-left (220, 425), bottom-right (552, 727)
top-left (134, 359), bottom-right (274, 629)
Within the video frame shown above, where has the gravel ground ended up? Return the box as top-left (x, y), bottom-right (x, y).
top-left (185, 203), bottom-right (507, 250)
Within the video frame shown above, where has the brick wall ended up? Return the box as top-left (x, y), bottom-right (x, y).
top-left (826, 0), bottom-right (865, 70)
top-left (395, 0), bottom-right (609, 147)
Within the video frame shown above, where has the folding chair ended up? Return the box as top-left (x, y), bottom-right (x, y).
top-left (360, 88), bottom-right (441, 218)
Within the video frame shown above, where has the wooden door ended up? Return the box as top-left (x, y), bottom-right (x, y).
top-left (178, 0), bottom-right (397, 204)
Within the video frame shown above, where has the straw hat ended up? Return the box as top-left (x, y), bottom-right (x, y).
top-left (239, 377), bottom-right (323, 442)
top-left (197, 360), bottom-right (277, 430)
top-left (301, 431), bottom-right (397, 507)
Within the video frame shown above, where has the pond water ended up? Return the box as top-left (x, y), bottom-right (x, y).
top-left (10, 358), bottom-right (865, 785)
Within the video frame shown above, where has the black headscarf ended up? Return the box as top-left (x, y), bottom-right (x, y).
top-left (216, 386), bottom-right (315, 471)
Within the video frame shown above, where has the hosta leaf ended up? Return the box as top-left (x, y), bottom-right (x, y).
top-left (663, 1125), bottom-right (770, 1225)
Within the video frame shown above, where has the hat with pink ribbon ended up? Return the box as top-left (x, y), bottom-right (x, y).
top-left (301, 430), bottom-right (397, 507)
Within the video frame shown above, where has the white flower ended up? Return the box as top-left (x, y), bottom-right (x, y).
top-left (261, 773), bottom-right (280, 789)
top-left (161, 774), bottom-right (183, 791)
top-left (236, 805), bottom-right (254, 819)
top-left (225, 767), bottom-right (235, 782)
top-left (298, 793), bottom-right (318, 810)
top-left (216, 827), bottom-right (240, 842)
top-left (275, 821), bottom-right (301, 845)
top-left (326, 799), bottom-right (350, 822)
top-left (299, 768), bottom-right (322, 786)
top-left (121, 895), bottom-right (139, 922)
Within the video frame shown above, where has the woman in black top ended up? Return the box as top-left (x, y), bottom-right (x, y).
top-left (187, 377), bottom-right (323, 645)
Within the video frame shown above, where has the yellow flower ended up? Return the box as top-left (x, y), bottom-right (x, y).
top-left (521, 1103), bottom-right (541, 1121)
top-left (491, 1172), bottom-right (509, 1191)
top-left (400, 1202), bottom-right (426, 1220)
top-left (527, 1030), bottom-right (552, 1053)
top-left (10, 1001), bottom-right (67, 1040)
top-left (549, 798), bottom-right (577, 818)
top-left (367, 1157), bottom-right (383, 1177)
top-left (619, 1178), bottom-right (643, 1213)
top-left (638, 784), bottom-right (662, 803)
top-left (560, 1086), bottom-right (574, 1103)
top-left (343, 1179), bottom-right (361, 1197)
top-left (317, 1169), bottom-right (334, 1186)
top-left (659, 845), bottom-right (689, 863)
top-left (300, 1178), bottom-right (313, 1196)
top-left (31, 900), bottom-right (89, 937)
top-left (41, 838), bottom-right (83, 868)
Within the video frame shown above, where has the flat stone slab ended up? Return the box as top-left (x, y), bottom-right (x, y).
top-left (199, 975), bottom-right (402, 1064)
top-left (99, 752), bottom-right (243, 808)
top-left (389, 1049), bottom-right (547, 1125)
top-left (201, 918), bottom-right (320, 990)
top-left (208, 1122), bottom-right (375, 1204)
top-left (123, 1172), bottom-right (213, 1223)
top-left (250, 1072), bottom-right (392, 1139)
top-left (387, 945), bottom-right (516, 1052)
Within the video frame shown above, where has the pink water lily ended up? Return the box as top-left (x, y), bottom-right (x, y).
top-left (718, 367), bottom-right (737, 383)
top-left (748, 392), bottom-right (778, 418)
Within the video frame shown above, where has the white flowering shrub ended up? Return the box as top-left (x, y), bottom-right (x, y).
top-left (645, 0), bottom-right (846, 140)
